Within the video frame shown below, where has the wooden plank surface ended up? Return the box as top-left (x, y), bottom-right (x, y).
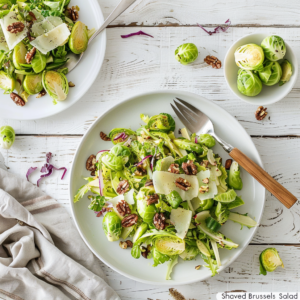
top-left (1, 27), bottom-right (299, 136)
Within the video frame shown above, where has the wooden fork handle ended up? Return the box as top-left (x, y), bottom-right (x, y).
top-left (229, 148), bottom-right (297, 209)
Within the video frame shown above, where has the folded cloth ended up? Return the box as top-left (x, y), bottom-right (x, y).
top-left (0, 165), bottom-right (120, 300)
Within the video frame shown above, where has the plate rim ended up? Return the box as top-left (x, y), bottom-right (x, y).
top-left (0, 0), bottom-right (107, 120)
top-left (68, 90), bottom-right (266, 285)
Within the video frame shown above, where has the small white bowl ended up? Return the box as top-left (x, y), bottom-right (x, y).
top-left (224, 33), bottom-right (298, 105)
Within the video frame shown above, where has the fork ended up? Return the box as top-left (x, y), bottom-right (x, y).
top-left (171, 97), bottom-right (297, 209)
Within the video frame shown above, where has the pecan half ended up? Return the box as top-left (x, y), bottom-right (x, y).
top-left (36, 90), bottom-right (46, 98)
top-left (125, 240), bottom-right (133, 248)
top-left (10, 93), bottom-right (25, 106)
top-left (25, 47), bottom-right (36, 64)
top-left (7, 22), bottom-right (25, 34)
top-left (119, 241), bottom-right (128, 249)
top-left (122, 214), bottom-right (138, 227)
top-left (68, 81), bottom-right (75, 87)
top-left (116, 200), bottom-right (131, 217)
top-left (204, 55), bottom-right (222, 69)
top-left (135, 165), bottom-right (147, 176)
top-left (28, 12), bottom-right (37, 21)
top-left (175, 177), bottom-right (191, 191)
top-left (145, 179), bottom-right (153, 187)
top-left (182, 160), bottom-right (197, 175)
top-left (147, 194), bottom-right (159, 206)
top-left (200, 160), bottom-right (209, 168)
top-left (100, 131), bottom-right (111, 141)
top-left (168, 163), bottom-right (180, 174)
top-left (255, 106), bottom-right (268, 121)
top-left (117, 180), bottom-right (130, 194)
top-left (195, 265), bottom-right (201, 270)
top-left (67, 6), bottom-right (79, 21)
top-left (141, 246), bottom-right (149, 259)
top-left (86, 154), bottom-right (96, 171)
top-left (153, 213), bottom-right (166, 230)
top-left (225, 159), bottom-right (233, 170)
top-left (199, 186), bottom-right (209, 194)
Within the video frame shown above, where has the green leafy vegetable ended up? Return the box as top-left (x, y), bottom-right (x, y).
top-left (146, 113), bottom-right (175, 133)
top-left (228, 161), bottom-right (243, 190)
top-left (88, 195), bottom-right (106, 211)
top-left (214, 189), bottom-right (237, 203)
top-left (205, 217), bottom-right (221, 232)
top-left (198, 134), bottom-right (215, 148)
top-left (165, 190), bottom-right (183, 209)
top-left (258, 60), bottom-right (282, 86)
top-left (102, 211), bottom-right (122, 242)
top-left (166, 255), bottom-right (179, 280)
top-left (173, 139), bottom-right (203, 154)
top-left (31, 50), bottom-right (47, 73)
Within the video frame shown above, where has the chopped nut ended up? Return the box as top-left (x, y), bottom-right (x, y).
top-left (175, 177), bottom-right (191, 191)
top-left (27, 31), bottom-right (35, 41)
top-left (2, 4), bottom-right (7, 9)
top-left (90, 171), bottom-right (95, 176)
top-left (141, 246), bottom-right (149, 258)
top-left (7, 22), bottom-right (25, 34)
top-left (204, 55), bottom-right (222, 69)
top-left (10, 93), bottom-right (25, 106)
top-left (68, 81), bottom-right (75, 87)
top-left (28, 11), bottom-right (37, 21)
top-left (36, 89), bottom-right (46, 98)
top-left (153, 213), bottom-right (166, 230)
top-left (117, 180), bottom-right (130, 194)
top-left (200, 160), bottom-right (209, 168)
top-left (125, 240), bottom-right (133, 248)
top-left (25, 47), bottom-right (36, 64)
top-left (182, 160), bottom-right (197, 175)
top-left (67, 6), bottom-right (79, 21)
top-left (146, 194), bottom-right (159, 205)
top-left (225, 159), bottom-right (233, 170)
top-left (135, 165), bottom-right (147, 176)
top-left (195, 265), bottom-right (201, 270)
top-left (199, 186), bottom-right (209, 194)
top-left (255, 106), bottom-right (268, 121)
top-left (86, 154), bottom-right (96, 171)
top-left (145, 179), bottom-right (153, 187)
top-left (116, 200), bottom-right (131, 217)
top-left (202, 178), bottom-right (209, 184)
top-left (100, 131), bottom-right (111, 141)
top-left (122, 214), bottom-right (138, 227)
top-left (119, 241), bottom-right (128, 249)
top-left (168, 163), bottom-right (180, 174)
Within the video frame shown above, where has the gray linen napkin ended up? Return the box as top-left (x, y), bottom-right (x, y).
top-left (0, 164), bottom-right (120, 300)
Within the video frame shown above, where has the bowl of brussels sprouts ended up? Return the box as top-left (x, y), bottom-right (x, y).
top-left (224, 33), bottom-right (298, 105)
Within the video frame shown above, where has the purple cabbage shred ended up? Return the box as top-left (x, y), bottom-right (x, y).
top-left (26, 167), bottom-right (37, 181)
top-left (197, 19), bottom-right (231, 36)
top-left (121, 30), bottom-right (154, 39)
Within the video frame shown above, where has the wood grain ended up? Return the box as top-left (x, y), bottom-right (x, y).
top-left (0, 27), bottom-right (299, 135)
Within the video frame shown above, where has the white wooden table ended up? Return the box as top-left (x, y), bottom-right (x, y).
top-left (1, 0), bottom-right (300, 299)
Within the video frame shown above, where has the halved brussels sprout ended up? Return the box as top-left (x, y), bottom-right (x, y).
top-left (0, 71), bottom-right (15, 93)
top-left (42, 70), bottom-right (69, 103)
top-left (279, 59), bottom-right (292, 86)
top-left (237, 69), bottom-right (262, 97)
top-left (23, 73), bottom-right (43, 95)
top-left (147, 113), bottom-right (175, 133)
top-left (109, 128), bottom-right (136, 144)
top-left (102, 211), bottom-right (122, 242)
top-left (13, 42), bottom-right (27, 70)
top-left (165, 190), bottom-right (183, 209)
top-left (259, 248), bottom-right (284, 275)
top-left (69, 21), bottom-right (89, 54)
top-left (258, 60), bottom-right (282, 86)
top-left (193, 198), bottom-right (214, 212)
top-left (173, 138), bottom-right (203, 154)
top-left (175, 43), bottom-right (198, 65)
top-left (234, 44), bottom-right (264, 71)
top-left (228, 161), bottom-right (243, 190)
top-left (0, 125), bottom-right (15, 149)
top-left (261, 36), bottom-right (286, 62)
top-left (155, 236), bottom-right (185, 255)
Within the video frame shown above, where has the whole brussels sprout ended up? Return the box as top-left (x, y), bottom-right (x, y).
top-left (279, 59), bottom-right (292, 86)
top-left (175, 43), bottom-right (198, 65)
top-left (179, 244), bottom-right (199, 261)
top-left (155, 236), bottom-right (185, 255)
top-left (13, 42), bottom-right (27, 70)
top-left (258, 60), bottom-right (282, 86)
top-left (173, 139), bottom-right (203, 154)
top-left (0, 126), bottom-right (15, 149)
top-left (261, 35), bottom-right (286, 61)
top-left (42, 70), bottom-right (69, 103)
top-left (237, 69), bottom-right (262, 97)
top-left (147, 113), bottom-right (175, 133)
top-left (102, 211), bottom-right (122, 242)
top-left (165, 190), bottom-right (183, 209)
top-left (23, 73), bottom-right (44, 95)
top-left (234, 44), bottom-right (264, 71)
top-left (198, 134), bottom-right (215, 148)
top-left (259, 248), bottom-right (284, 275)
top-left (228, 161), bottom-right (243, 190)
top-left (0, 71), bottom-right (15, 94)
top-left (69, 21), bottom-right (89, 54)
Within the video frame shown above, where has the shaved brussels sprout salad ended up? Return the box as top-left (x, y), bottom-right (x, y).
top-left (0, 0), bottom-right (95, 105)
top-left (74, 112), bottom-right (257, 279)
top-left (234, 35), bottom-right (293, 97)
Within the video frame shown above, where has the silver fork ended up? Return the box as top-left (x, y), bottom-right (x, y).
top-left (171, 97), bottom-right (297, 209)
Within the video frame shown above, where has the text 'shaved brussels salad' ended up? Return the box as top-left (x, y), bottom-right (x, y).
top-left (0, 0), bottom-right (95, 106)
top-left (234, 35), bottom-right (293, 97)
top-left (74, 113), bottom-right (258, 280)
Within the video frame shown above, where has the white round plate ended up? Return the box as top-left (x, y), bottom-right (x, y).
top-left (0, 0), bottom-right (106, 120)
top-left (69, 90), bottom-right (266, 285)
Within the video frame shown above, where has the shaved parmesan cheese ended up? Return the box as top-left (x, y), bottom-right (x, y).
top-left (170, 208), bottom-right (192, 240)
top-left (47, 16), bottom-right (63, 27)
top-left (0, 28), bottom-right (8, 52)
top-left (153, 171), bottom-right (199, 201)
top-left (124, 189), bottom-right (135, 205)
top-left (32, 20), bottom-right (55, 37)
top-left (30, 23), bottom-right (70, 54)
top-left (0, 12), bottom-right (27, 50)
top-left (31, 9), bottom-right (44, 22)
top-left (197, 170), bottom-right (218, 200)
